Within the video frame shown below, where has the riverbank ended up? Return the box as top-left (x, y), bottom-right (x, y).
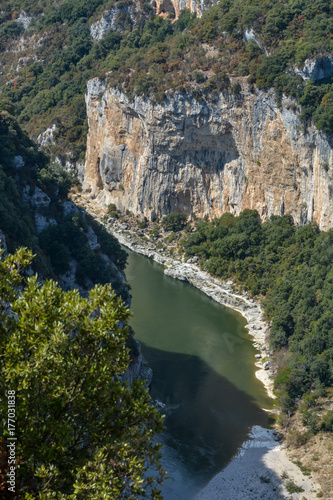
top-left (195, 426), bottom-right (323, 500)
top-left (72, 193), bottom-right (325, 499)
top-left (75, 194), bottom-right (275, 398)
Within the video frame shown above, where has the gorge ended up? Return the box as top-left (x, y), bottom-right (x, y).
top-left (1, 0), bottom-right (333, 496)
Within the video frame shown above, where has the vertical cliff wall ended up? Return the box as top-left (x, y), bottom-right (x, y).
top-left (153, 0), bottom-right (207, 19)
top-left (83, 78), bottom-right (333, 230)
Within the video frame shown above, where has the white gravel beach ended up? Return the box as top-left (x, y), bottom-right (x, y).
top-left (195, 426), bottom-right (322, 500)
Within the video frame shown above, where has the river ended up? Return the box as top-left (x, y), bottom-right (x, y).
top-left (125, 249), bottom-right (273, 499)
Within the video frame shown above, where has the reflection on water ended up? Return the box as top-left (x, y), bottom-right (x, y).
top-left (125, 250), bottom-right (273, 499)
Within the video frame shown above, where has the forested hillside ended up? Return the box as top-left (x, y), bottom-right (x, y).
top-left (0, 103), bottom-right (129, 296)
top-left (0, 0), bottom-right (333, 164)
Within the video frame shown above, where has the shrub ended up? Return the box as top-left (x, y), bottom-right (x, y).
top-left (137, 219), bottom-right (148, 229)
top-left (107, 203), bottom-right (118, 213)
top-left (149, 226), bottom-right (160, 238)
top-left (286, 429), bottom-right (309, 448)
top-left (161, 212), bottom-right (188, 232)
top-left (320, 410), bottom-right (333, 432)
top-left (231, 82), bottom-right (242, 94)
top-left (285, 480), bottom-right (304, 494)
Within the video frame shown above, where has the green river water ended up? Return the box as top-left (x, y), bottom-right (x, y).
top-left (125, 249), bottom-right (273, 499)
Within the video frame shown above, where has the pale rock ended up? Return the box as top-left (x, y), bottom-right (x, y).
top-left (21, 185), bottom-right (56, 234)
top-left (54, 156), bottom-right (85, 184)
top-left (244, 28), bottom-right (268, 55)
top-left (22, 185), bottom-right (51, 210)
top-left (62, 200), bottom-right (79, 218)
top-left (0, 229), bottom-right (7, 254)
top-left (164, 266), bottom-right (189, 281)
top-left (35, 214), bottom-right (56, 234)
top-left (90, 3), bottom-right (145, 39)
top-left (83, 82), bottom-right (333, 230)
top-left (16, 11), bottom-right (31, 30)
top-left (37, 124), bottom-right (57, 147)
top-left (122, 340), bottom-right (153, 387)
top-left (59, 260), bottom-right (78, 290)
top-left (29, 186), bottom-right (51, 208)
top-left (294, 55), bottom-right (333, 82)
top-left (85, 225), bottom-right (101, 252)
top-left (154, 0), bottom-right (207, 19)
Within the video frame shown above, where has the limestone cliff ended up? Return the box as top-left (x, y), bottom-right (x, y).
top-left (83, 78), bottom-right (333, 230)
top-left (153, 0), bottom-right (207, 19)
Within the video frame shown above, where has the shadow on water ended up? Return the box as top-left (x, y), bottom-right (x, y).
top-left (124, 249), bottom-right (274, 498)
top-left (141, 343), bottom-right (270, 497)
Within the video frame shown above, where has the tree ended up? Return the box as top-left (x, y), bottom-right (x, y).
top-left (0, 249), bottom-right (164, 499)
top-left (161, 212), bottom-right (188, 232)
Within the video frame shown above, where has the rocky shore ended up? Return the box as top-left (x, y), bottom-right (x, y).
top-left (76, 195), bottom-right (276, 399)
top-left (195, 426), bottom-right (322, 500)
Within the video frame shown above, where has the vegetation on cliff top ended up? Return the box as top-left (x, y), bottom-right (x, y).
top-left (182, 210), bottom-right (333, 418)
top-left (1, 0), bottom-right (333, 161)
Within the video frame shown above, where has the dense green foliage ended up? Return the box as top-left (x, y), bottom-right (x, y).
top-left (0, 104), bottom-right (128, 295)
top-left (161, 212), bottom-right (188, 232)
top-left (182, 210), bottom-right (333, 411)
top-left (0, 0), bottom-right (153, 159)
top-left (0, 249), bottom-right (164, 499)
top-left (1, 0), bottom-right (333, 160)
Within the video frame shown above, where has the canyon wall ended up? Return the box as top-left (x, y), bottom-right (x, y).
top-left (83, 78), bottom-right (333, 230)
top-left (153, 0), bottom-right (207, 19)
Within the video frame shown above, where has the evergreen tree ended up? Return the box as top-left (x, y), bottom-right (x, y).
top-left (0, 248), bottom-right (164, 499)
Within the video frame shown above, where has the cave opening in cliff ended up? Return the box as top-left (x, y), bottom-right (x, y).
top-left (153, 0), bottom-right (176, 19)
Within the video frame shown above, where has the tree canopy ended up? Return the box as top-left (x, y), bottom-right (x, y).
top-left (0, 248), bottom-right (164, 499)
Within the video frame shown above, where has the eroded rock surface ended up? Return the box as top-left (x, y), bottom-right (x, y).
top-left (83, 78), bottom-right (333, 230)
top-left (294, 55), bottom-right (333, 82)
top-left (153, 0), bottom-right (207, 19)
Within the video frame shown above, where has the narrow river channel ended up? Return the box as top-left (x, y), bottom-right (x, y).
top-left (125, 249), bottom-right (273, 499)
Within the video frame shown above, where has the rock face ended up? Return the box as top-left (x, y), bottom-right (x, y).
top-left (90, 3), bottom-right (147, 39)
top-left (153, 0), bottom-right (207, 19)
top-left (37, 124), bottom-right (57, 147)
top-left (16, 11), bottom-right (31, 30)
top-left (83, 78), bottom-right (333, 230)
top-left (243, 29), bottom-right (268, 55)
top-left (122, 340), bottom-right (153, 387)
top-left (22, 185), bottom-right (57, 234)
top-left (294, 55), bottom-right (333, 82)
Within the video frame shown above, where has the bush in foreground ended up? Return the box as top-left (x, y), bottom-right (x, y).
top-left (0, 248), bottom-right (164, 499)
